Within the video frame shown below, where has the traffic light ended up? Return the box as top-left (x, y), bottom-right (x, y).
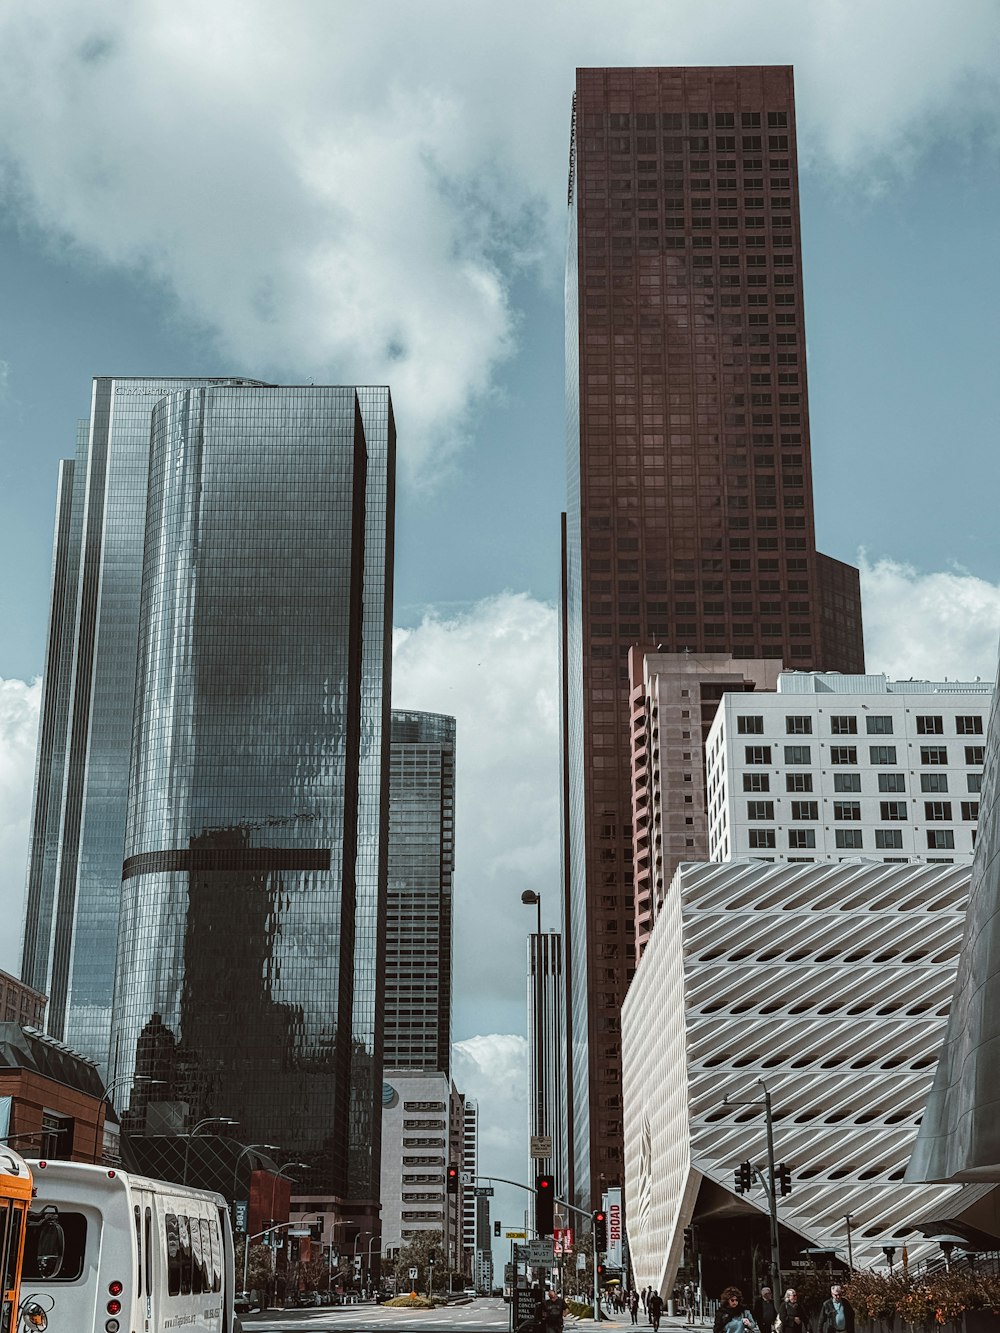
top-left (446, 1165), bottom-right (459, 1194)
top-left (262, 1218), bottom-right (275, 1243)
top-left (494, 1220), bottom-right (501, 1238)
top-left (593, 1209), bottom-right (607, 1252)
top-left (535, 1175), bottom-right (554, 1236)
top-left (734, 1161), bottom-right (753, 1194)
top-left (428, 1250), bottom-right (436, 1264)
top-left (777, 1163), bottom-right (792, 1196)
top-left (683, 1225), bottom-right (697, 1258)
top-left (309, 1221), bottom-right (323, 1241)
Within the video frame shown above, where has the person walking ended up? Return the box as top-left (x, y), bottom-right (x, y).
top-left (543, 1289), bottom-right (569, 1333)
top-left (754, 1286), bottom-right (778, 1333)
top-left (630, 1289), bottom-right (640, 1325)
top-left (642, 1287), bottom-right (649, 1313)
top-left (648, 1290), bottom-right (664, 1331)
top-left (779, 1288), bottom-right (808, 1333)
top-left (818, 1285), bottom-right (854, 1333)
top-left (714, 1287), bottom-right (760, 1333)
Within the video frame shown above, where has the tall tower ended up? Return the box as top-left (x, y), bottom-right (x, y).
top-left (25, 380), bottom-right (395, 1231)
top-left (561, 66), bottom-right (865, 1206)
top-left (384, 710), bottom-right (456, 1075)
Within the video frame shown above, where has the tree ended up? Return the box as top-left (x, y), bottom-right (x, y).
top-left (233, 1238), bottom-right (273, 1293)
top-left (389, 1231), bottom-right (448, 1294)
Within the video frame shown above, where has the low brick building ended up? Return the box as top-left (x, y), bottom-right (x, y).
top-left (0, 1024), bottom-right (106, 1162)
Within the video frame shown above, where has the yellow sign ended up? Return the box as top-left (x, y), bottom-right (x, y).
top-left (506, 1231), bottom-right (527, 1239)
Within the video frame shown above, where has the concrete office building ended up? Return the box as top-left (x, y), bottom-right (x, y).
top-left (24, 378), bottom-right (395, 1238)
top-left (622, 857), bottom-right (975, 1296)
top-left (561, 64), bottom-right (864, 1205)
top-left (462, 1099), bottom-right (478, 1275)
top-left (705, 674), bottom-right (990, 865)
top-left (385, 711), bottom-right (456, 1076)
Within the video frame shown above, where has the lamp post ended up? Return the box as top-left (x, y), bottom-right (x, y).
top-left (181, 1116), bottom-right (239, 1186)
top-left (521, 890), bottom-right (547, 1198)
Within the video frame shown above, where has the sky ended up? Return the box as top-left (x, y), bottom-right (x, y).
top-left (1, 0), bottom-right (1000, 1271)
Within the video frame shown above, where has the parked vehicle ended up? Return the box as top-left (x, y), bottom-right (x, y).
top-left (23, 1159), bottom-right (236, 1332)
top-left (0, 1146), bottom-right (33, 1330)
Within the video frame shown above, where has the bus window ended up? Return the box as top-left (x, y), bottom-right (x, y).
top-left (134, 1205), bottom-right (142, 1298)
top-left (3, 1209), bottom-right (22, 1299)
top-left (23, 1213), bottom-right (85, 1282)
top-left (197, 1219), bottom-right (211, 1295)
top-left (177, 1215), bottom-right (192, 1295)
top-left (165, 1214), bottom-right (181, 1296)
top-left (144, 1208), bottom-right (152, 1298)
top-left (208, 1217), bottom-right (221, 1294)
top-left (0, 1202), bottom-right (11, 1333)
top-left (190, 1215), bottom-right (204, 1295)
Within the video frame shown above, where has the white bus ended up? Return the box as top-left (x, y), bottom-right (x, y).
top-left (20, 1159), bottom-right (237, 1333)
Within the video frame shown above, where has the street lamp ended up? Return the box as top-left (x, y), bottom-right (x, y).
top-left (182, 1117), bottom-right (239, 1185)
top-left (232, 1144), bottom-right (280, 1218)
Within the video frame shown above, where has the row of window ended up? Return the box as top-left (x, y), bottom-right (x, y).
top-left (746, 799), bottom-right (978, 822)
top-left (739, 713), bottom-right (984, 736)
top-left (743, 771), bottom-right (982, 795)
top-left (595, 111), bottom-right (789, 131)
top-left (745, 744), bottom-right (985, 766)
top-left (749, 828), bottom-right (960, 851)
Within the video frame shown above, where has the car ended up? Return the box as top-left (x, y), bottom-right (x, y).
top-left (463, 1288), bottom-right (477, 1297)
top-left (234, 1291), bottom-right (254, 1314)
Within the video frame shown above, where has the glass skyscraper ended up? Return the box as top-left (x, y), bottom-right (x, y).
top-left (384, 710), bottom-right (456, 1075)
top-left (24, 379), bottom-right (395, 1222)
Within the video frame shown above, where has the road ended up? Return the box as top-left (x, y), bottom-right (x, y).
top-left (241, 1296), bottom-right (519, 1332)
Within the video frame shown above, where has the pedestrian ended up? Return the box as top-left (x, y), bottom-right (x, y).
top-left (684, 1283), bottom-right (694, 1317)
top-left (779, 1288), bottom-right (808, 1333)
top-left (818, 1285), bottom-right (854, 1333)
top-left (642, 1287), bottom-right (649, 1312)
top-left (630, 1289), bottom-right (640, 1324)
top-left (544, 1289), bottom-right (569, 1332)
top-left (713, 1287), bottom-right (760, 1333)
top-left (754, 1286), bottom-right (778, 1333)
top-left (648, 1290), bottom-right (664, 1332)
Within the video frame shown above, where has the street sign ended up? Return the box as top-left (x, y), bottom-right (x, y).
top-left (577, 1253), bottom-right (586, 1270)
top-left (409, 1267), bottom-right (418, 1280)
top-left (233, 1200), bottom-right (248, 1231)
top-left (287, 1228), bottom-right (310, 1237)
top-left (474, 1186), bottom-right (494, 1197)
top-left (514, 1287), bottom-right (538, 1330)
top-left (524, 1239), bottom-right (555, 1266)
top-left (529, 1135), bottom-right (552, 1159)
top-left (460, 1171), bottom-right (472, 1184)
top-left (506, 1231), bottom-right (526, 1239)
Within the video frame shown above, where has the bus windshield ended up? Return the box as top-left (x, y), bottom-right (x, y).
top-left (23, 1213), bottom-right (87, 1283)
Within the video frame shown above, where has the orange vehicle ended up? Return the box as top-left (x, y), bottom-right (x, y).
top-left (0, 1147), bottom-right (33, 1332)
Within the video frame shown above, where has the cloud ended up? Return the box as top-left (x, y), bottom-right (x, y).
top-left (392, 592), bottom-right (561, 1038)
top-left (860, 554), bottom-right (1000, 682)
top-left (0, 677), bottom-right (41, 974)
top-left (0, 1), bottom-right (997, 481)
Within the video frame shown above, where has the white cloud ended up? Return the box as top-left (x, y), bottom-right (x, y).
top-left (392, 592), bottom-right (560, 1038)
top-left (860, 554), bottom-right (1000, 682)
top-left (0, 1), bottom-right (997, 480)
top-left (0, 677), bottom-right (41, 974)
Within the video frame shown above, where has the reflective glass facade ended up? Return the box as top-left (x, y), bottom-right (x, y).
top-left (561, 67), bottom-right (865, 1207)
top-left (384, 710), bottom-right (456, 1075)
top-left (21, 376), bottom-right (265, 1064)
top-left (24, 379), bottom-right (394, 1222)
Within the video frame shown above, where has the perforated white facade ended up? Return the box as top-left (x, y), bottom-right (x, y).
top-left (621, 857), bottom-right (971, 1294)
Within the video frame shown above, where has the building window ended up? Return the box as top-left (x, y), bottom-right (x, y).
top-left (748, 829), bottom-right (776, 849)
top-left (835, 829), bottom-right (864, 850)
top-left (785, 716), bottom-right (812, 734)
top-left (968, 773), bottom-right (983, 793)
top-left (745, 746), bottom-right (772, 764)
top-left (784, 745), bottom-right (811, 764)
top-left (743, 773), bottom-right (770, 792)
top-left (830, 747), bottom-right (858, 765)
top-left (830, 716), bottom-right (858, 735)
top-left (788, 829), bottom-right (815, 849)
top-left (875, 829), bottom-right (903, 850)
top-left (924, 801), bottom-right (953, 821)
top-left (956, 715), bottom-right (984, 735)
top-left (747, 801), bottom-right (775, 820)
top-left (866, 715), bottom-right (893, 734)
top-left (965, 746), bottom-right (985, 766)
top-left (869, 746), bottom-right (897, 765)
top-left (916, 716), bottom-right (944, 735)
top-left (785, 773), bottom-right (813, 792)
top-left (834, 773), bottom-right (861, 793)
top-left (961, 801), bottom-right (980, 821)
top-left (40, 1113), bottom-right (74, 1159)
top-left (737, 715), bottom-right (764, 734)
top-left (834, 801), bottom-right (862, 821)
top-left (879, 801), bottom-right (908, 821)
top-left (921, 746), bottom-right (948, 765)
top-left (927, 829), bottom-right (955, 850)
top-left (790, 801), bottom-right (819, 821)
top-left (920, 773), bottom-right (948, 793)
top-left (879, 773), bottom-right (906, 793)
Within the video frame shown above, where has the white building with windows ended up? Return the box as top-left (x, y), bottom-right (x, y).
top-left (706, 674), bottom-right (991, 866)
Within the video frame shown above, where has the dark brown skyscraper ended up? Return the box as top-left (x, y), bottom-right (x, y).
top-left (560, 66), bottom-right (864, 1207)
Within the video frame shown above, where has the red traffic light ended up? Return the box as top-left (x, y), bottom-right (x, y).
top-left (539, 1178), bottom-right (550, 1189)
top-left (446, 1166), bottom-right (459, 1194)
